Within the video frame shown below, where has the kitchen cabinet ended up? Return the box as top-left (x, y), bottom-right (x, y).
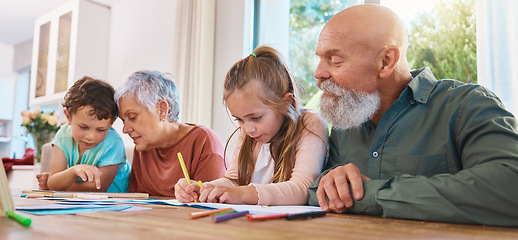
top-left (29, 0), bottom-right (110, 106)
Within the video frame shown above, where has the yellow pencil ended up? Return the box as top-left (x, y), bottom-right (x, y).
top-left (177, 152), bottom-right (191, 184)
top-left (177, 152), bottom-right (199, 202)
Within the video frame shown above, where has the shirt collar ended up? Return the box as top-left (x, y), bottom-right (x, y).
top-left (407, 67), bottom-right (438, 104)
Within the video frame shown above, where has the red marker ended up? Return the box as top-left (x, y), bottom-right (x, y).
top-left (246, 213), bottom-right (289, 221)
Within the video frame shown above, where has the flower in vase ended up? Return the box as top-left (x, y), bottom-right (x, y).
top-left (20, 108), bottom-right (64, 161)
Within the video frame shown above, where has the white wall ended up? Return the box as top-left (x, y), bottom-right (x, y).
top-left (256, 0), bottom-right (290, 57)
top-left (0, 43), bottom-right (16, 158)
top-left (107, 0), bottom-right (256, 153)
top-left (0, 43), bottom-right (15, 76)
top-left (106, 0), bottom-right (177, 151)
top-left (212, 0), bottom-right (254, 152)
top-left (107, 0), bottom-right (176, 86)
top-left (477, 0), bottom-right (518, 117)
top-left (3, 0), bottom-right (255, 159)
top-left (13, 39), bottom-right (33, 71)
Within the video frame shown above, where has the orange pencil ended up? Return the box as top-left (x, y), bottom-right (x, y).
top-left (189, 207), bottom-right (234, 219)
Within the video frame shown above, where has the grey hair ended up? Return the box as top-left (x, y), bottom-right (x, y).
top-left (114, 70), bottom-right (180, 121)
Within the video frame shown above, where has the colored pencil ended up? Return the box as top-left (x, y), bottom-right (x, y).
top-left (189, 207), bottom-right (234, 219)
top-left (213, 210), bottom-right (249, 223)
top-left (246, 213), bottom-right (289, 221)
top-left (285, 211), bottom-right (327, 220)
top-left (178, 152), bottom-right (200, 202)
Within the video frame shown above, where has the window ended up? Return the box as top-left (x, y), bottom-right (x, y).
top-left (289, 0), bottom-right (362, 107)
top-left (288, 0), bottom-right (477, 108)
top-left (382, 0), bottom-right (477, 83)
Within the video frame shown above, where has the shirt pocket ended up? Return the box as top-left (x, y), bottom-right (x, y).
top-left (394, 153), bottom-right (450, 177)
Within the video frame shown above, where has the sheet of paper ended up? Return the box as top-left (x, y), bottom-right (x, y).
top-left (130, 199), bottom-right (324, 215)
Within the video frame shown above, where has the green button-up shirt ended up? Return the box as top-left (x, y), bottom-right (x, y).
top-left (309, 68), bottom-right (518, 226)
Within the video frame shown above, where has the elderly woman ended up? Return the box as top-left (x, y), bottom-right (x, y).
top-left (114, 70), bottom-right (226, 196)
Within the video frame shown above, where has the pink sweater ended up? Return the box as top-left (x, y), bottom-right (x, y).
top-left (210, 111), bottom-right (328, 205)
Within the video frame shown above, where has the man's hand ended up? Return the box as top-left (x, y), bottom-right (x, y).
top-left (316, 163), bottom-right (370, 213)
top-left (36, 172), bottom-right (50, 190)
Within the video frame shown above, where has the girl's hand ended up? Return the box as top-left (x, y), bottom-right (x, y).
top-left (199, 184), bottom-right (236, 203)
top-left (174, 178), bottom-right (201, 203)
top-left (199, 184), bottom-right (258, 204)
top-left (36, 172), bottom-right (50, 190)
top-left (71, 164), bottom-right (102, 189)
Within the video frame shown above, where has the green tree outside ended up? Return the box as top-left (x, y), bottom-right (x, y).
top-left (289, 0), bottom-right (361, 106)
top-left (407, 0), bottom-right (477, 83)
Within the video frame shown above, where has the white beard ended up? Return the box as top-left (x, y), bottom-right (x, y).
top-left (318, 80), bottom-right (380, 130)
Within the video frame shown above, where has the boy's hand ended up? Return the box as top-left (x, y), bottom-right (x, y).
top-left (175, 178), bottom-right (201, 203)
top-left (72, 164), bottom-right (102, 189)
top-left (36, 172), bottom-right (50, 190)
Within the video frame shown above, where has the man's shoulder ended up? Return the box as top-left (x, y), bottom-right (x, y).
top-left (432, 80), bottom-right (499, 103)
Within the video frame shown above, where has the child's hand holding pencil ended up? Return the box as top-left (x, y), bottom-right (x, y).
top-left (174, 152), bottom-right (218, 203)
top-left (174, 178), bottom-right (203, 203)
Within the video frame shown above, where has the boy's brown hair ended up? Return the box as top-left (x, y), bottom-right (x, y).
top-left (63, 76), bottom-right (118, 123)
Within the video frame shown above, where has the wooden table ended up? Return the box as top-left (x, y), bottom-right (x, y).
top-left (2, 195), bottom-right (518, 240)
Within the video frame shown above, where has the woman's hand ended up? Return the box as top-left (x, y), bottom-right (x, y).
top-left (71, 164), bottom-right (102, 190)
top-left (199, 184), bottom-right (258, 204)
top-left (174, 178), bottom-right (201, 203)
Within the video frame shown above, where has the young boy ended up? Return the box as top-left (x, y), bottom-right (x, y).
top-left (36, 76), bottom-right (130, 192)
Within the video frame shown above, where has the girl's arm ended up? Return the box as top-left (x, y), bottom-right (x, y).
top-left (200, 113), bottom-right (328, 205)
top-left (199, 184), bottom-right (258, 204)
top-left (198, 137), bottom-right (252, 203)
top-left (206, 137), bottom-right (242, 187)
top-left (47, 145), bottom-right (119, 192)
top-left (251, 111), bottom-right (329, 205)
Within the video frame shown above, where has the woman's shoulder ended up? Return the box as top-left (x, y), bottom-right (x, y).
top-left (181, 123), bottom-right (224, 146)
top-left (183, 123), bottom-right (220, 139)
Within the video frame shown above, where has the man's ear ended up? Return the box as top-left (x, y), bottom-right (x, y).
top-left (156, 100), bottom-right (169, 121)
top-left (378, 45), bottom-right (400, 79)
top-left (283, 93), bottom-right (294, 106)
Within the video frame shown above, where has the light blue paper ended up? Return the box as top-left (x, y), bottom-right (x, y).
top-left (17, 204), bottom-right (137, 215)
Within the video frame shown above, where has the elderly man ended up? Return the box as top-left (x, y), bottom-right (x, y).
top-left (308, 4), bottom-right (518, 226)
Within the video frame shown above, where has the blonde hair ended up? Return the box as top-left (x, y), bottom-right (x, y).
top-left (223, 45), bottom-right (306, 185)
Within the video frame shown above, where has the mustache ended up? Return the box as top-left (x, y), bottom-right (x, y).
top-left (317, 80), bottom-right (369, 100)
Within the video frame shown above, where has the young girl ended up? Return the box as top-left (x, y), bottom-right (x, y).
top-left (37, 76), bottom-right (130, 192)
top-left (175, 46), bottom-right (328, 205)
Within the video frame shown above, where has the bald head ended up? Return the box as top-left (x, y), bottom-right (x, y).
top-left (315, 4), bottom-right (413, 127)
top-left (322, 4), bottom-right (408, 55)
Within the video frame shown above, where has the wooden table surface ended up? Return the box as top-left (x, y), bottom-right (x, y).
top-left (2, 195), bottom-right (518, 240)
